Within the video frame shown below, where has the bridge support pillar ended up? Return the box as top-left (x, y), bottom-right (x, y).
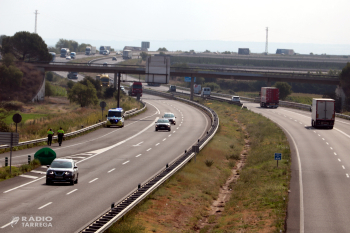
top-left (117, 73), bottom-right (121, 108)
top-left (336, 85), bottom-right (347, 111)
top-left (114, 72), bottom-right (118, 90)
top-left (266, 78), bottom-right (271, 87)
top-left (190, 75), bottom-right (194, 101)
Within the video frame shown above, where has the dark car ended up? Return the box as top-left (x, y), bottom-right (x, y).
top-left (163, 113), bottom-right (176, 125)
top-left (155, 118), bottom-right (171, 131)
top-left (67, 72), bottom-right (78, 79)
top-left (46, 159), bottom-right (79, 185)
top-left (112, 57), bottom-right (117, 61)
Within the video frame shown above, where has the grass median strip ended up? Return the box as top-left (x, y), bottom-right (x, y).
top-left (106, 99), bottom-right (291, 233)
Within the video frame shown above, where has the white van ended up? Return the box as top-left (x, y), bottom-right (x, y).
top-left (201, 87), bottom-right (211, 97)
top-left (231, 96), bottom-right (240, 103)
top-left (70, 52), bottom-right (76, 59)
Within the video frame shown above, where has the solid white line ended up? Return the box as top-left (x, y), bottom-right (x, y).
top-left (163, 138), bottom-right (166, 141)
top-left (30, 170), bottom-right (46, 174)
top-left (108, 168), bottom-right (115, 173)
top-left (66, 189), bottom-right (78, 195)
top-left (69, 157), bottom-right (86, 159)
top-left (89, 178), bottom-right (98, 183)
top-left (38, 202), bottom-right (52, 209)
top-left (155, 143), bottom-right (160, 146)
top-left (136, 154), bottom-right (141, 157)
top-left (273, 122), bottom-right (304, 233)
top-left (19, 174), bottom-right (38, 179)
top-left (122, 161), bottom-right (130, 165)
top-left (146, 148), bottom-right (152, 151)
top-left (4, 177), bottom-right (45, 193)
top-left (342, 165), bottom-right (345, 169)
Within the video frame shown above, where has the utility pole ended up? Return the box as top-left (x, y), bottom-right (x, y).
top-left (265, 27), bottom-right (268, 55)
top-left (34, 10), bottom-right (39, 34)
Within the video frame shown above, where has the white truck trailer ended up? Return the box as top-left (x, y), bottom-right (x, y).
top-left (193, 84), bottom-right (201, 94)
top-left (311, 98), bottom-right (335, 129)
top-left (85, 46), bottom-right (96, 55)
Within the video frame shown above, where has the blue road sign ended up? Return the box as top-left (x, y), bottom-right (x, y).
top-left (184, 77), bottom-right (196, 82)
top-left (274, 153), bottom-right (282, 160)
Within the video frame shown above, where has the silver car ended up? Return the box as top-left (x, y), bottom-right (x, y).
top-left (46, 159), bottom-right (79, 185)
top-left (163, 113), bottom-right (176, 125)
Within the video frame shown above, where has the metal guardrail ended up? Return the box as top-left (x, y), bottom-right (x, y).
top-left (0, 104), bottom-right (146, 150)
top-left (79, 89), bottom-right (219, 233)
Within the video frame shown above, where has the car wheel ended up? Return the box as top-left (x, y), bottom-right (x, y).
top-left (70, 180), bottom-right (74, 185)
top-left (46, 179), bottom-right (51, 185)
top-left (155, 128), bottom-right (158, 131)
top-left (74, 175), bottom-right (78, 184)
top-left (168, 128), bottom-right (171, 132)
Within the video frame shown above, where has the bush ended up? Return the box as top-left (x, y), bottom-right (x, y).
top-left (205, 160), bottom-right (214, 167)
top-left (204, 82), bottom-right (220, 91)
top-left (46, 72), bottom-right (54, 81)
top-left (0, 101), bottom-right (24, 110)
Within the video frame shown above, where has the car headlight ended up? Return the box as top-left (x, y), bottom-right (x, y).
top-left (65, 171), bottom-right (72, 175)
top-left (48, 171), bottom-right (54, 175)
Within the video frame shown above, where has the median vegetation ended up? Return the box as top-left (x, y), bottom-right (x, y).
top-left (0, 159), bottom-right (41, 182)
top-left (106, 98), bottom-right (291, 232)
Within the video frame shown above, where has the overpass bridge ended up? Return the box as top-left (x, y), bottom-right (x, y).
top-left (32, 61), bottom-right (340, 85)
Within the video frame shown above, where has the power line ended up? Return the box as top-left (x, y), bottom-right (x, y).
top-left (34, 10), bottom-right (39, 34)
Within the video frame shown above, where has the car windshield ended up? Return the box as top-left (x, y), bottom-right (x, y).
top-left (157, 119), bottom-right (169, 123)
top-left (51, 161), bottom-right (73, 168)
top-left (164, 114), bottom-right (174, 118)
top-left (108, 111), bottom-right (122, 117)
top-left (133, 84), bottom-right (142, 89)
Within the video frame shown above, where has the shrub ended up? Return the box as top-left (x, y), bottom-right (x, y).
top-left (0, 101), bottom-right (24, 110)
top-left (205, 160), bottom-right (214, 167)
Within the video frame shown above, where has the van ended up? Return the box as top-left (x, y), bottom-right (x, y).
top-left (231, 96), bottom-right (240, 103)
top-left (201, 87), bottom-right (211, 97)
top-left (70, 52), bottom-right (76, 59)
top-left (169, 85), bottom-right (176, 92)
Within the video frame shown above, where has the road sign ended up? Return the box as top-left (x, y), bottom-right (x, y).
top-left (12, 113), bottom-right (22, 123)
top-left (100, 101), bottom-right (107, 109)
top-left (184, 77), bottom-right (196, 82)
top-left (0, 132), bottom-right (19, 146)
top-left (274, 153), bottom-right (282, 160)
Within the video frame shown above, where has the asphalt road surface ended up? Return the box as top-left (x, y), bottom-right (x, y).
top-left (0, 94), bottom-right (210, 233)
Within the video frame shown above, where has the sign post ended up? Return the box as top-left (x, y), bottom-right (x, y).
top-left (0, 132), bottom-right (19, 173)
top-left (100, 101), bottom-right (107, 121)
top-left (192, 145), bottom-right (199, 162)
top-left (12, 113), bottom-right (22, 133)
top-left (274, 153), bottom-right (282, 167)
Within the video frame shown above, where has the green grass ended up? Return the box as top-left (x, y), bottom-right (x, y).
top-left (0, 159), bottom-right (41, 182)
top-left (49, 83), bottom-right (67, 97)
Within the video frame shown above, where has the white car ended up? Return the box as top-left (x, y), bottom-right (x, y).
top-left (66, 56), bottom-right (71, 60)
top-left (231, 96), bottom-right (240, 103)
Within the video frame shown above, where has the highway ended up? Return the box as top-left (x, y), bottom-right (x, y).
top-left (0, 93), bottom-right (210, 232)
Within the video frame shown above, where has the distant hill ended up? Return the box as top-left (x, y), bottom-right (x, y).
top-left (0, 62), bottom-right (43, 103)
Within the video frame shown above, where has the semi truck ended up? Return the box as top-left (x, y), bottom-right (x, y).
top-left (128, 82), bottom-right (142, 97)
top-left (260, 87), bottom-right (279, 108)
top-left (85, 46), bottom-right (96, 55)
top-left (123, 50), bottom-right (133, 59)
top-left (100, 74), bottom-right (110, 87)
top-left (60, 48), bottom-right (70, 57)
top-left (193, 84), bottom-right (201, 94)
top-left (99, 46), bottom-right (106, 54)
top-left (311, 98), bottom-right (335, 129)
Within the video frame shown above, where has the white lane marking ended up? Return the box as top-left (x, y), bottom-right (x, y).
top-left (4, 177), bottom-right (45, 193)
top-left (66, 189), bottom-right (78, 195)
top-left (322, 138), bottom-right (325, 140)
top-left (330, 147), bottom-right (333, 150)
top-left (347, 174), bottom-right (349, 178)
top-left (334, 152), bottom-right (337, 155)
top-left (290, 118), bottom-right (292, 119)
top-left (326, 142), bottom-right (329, 145)
top-left (108, 168), bottom-right (115, 173)
top-left (272, 122), bottom-right (304, 233)
top-left (168, 134), bottom-right (172, 137)
top-left (299, 122), bottom-right (302, 124)
top-left (318, 134), bottom-right (321, 136)
top-left (89, 178), bottom-right (98, 183)
top-left (295, 120), bottom-right (297, 122)
top-left (304, 125), bottom-right (307, 127)
top-left (313, 131), bottom-right (316, 133)
top-left (146, 148), bottom-right (152, 151)
top-left (38, 202), bottom-right (52, 209)
top-left (338, 158), bottom-right (341, 162)
top-left (122, 161), bottom-right (130, 165)
top-left (69, 157), bottom-right (86, 159)
top-left (41, 166), bottom-right (48, 168)
top-left (155, 143), bottom-right (160, 146)
top-left (163, 138), bottom-right (166, 141)
top-left (173, 131), bottom-right (176, 133)
top-left (30, 170), bottom-right (46, 174)
top-left (1, 221), bottom-right (13, 228)
top-left (133, 141), bottom-right (144, 147)
top-left (342, 165), bottom-right (345, 169)
top-left (177, 127), bottom-right (179, 129)
top-left (19, 174), bottom-right (38, 179)
top-left (136, 154), bottom-right (142, 157)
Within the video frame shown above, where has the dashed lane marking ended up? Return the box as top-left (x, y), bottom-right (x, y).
top-left (66, 189), bottom-right (78, 195)
top-left (122, 161), bottom-right (130, 165)
top-left (108, 168), bottom-right (115, 173)
top-left (89, 178), bottom-right (98, 183)
top-left (38, 202), bottom-right (52, 209)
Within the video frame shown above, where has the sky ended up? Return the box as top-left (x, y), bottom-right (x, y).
top-left (1, 0), bottom-right (350, 54)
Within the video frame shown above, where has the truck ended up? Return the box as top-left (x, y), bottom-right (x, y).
top-left (105, 46), bottom-right (111, 51)
top-left (260, 87), bottom-right (279, 108)
top-left (70, 52), bottom-right (76, 59)
top-left (103, 50), bottom-right (110, 55)
top-left (311, 98), bottom-right (335, 129)
top-left (99, 46), bottom-right (106, 54)
top-left (85, 46), bottom-right (96, 55)
top-left (123, 50), bottom-right (133, 59)
top-left (100, 74), bottom-right (110, 87)
top-left (193, 84), bottom-right (201, 94)
top-left (128, 82), bottom-right (143, 97)
top-left (60, 48), bottom-right (70, 57)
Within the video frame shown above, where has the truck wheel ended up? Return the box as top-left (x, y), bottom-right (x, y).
top-left (330, 126), bottom-right (333, 129)
top-left (107, 125), bottom-right (110, 128)
top-left (311, 120), bottom-right (314, 127)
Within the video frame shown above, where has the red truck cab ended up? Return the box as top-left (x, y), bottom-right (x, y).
top-left (128, 82), bottom-right (143, 97)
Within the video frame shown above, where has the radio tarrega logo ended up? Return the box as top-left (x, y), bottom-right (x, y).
top-left (10, 217), bottom-right (19, 227)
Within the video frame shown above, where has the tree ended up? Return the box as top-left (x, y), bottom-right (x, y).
top-left (0, 108), bottom-right (10, 132)
top-left (104, 87), bottom-right (115, 98)
top-left (159, 51), bottom-right (166, 56)
top-left (204, 50), bottom-right (211, 53)
top-left (77, 43), bottom-right (91, 52)
top-left (157, 47), bottom-right (168, 52)
top-left (140, 52), bottom-right (148, 61)
top-left (79, 76), bottom-right (101, 92)
top-left (0, 61), bottom-right (23, 87)
top-left (68, 80), bottom-right (98, 107)
top-left (274, 82), bottom-right (292, 100)
top-left (45, 81), bottom-right (53, 98)
top-left (1, 31), bottom-right (52, 62)
top-left (0, 35), bottom-right (7, 45)
top-left (67, 80), bottom-right (75, 89)
top-left (204, 82), bottom-right (220, 91)
top-left (46, 72), bottom-right (54, 81)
